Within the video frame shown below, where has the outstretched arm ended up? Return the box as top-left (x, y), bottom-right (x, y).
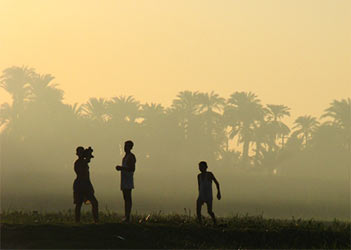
top-left (212, 173), bottom-right (221, 200)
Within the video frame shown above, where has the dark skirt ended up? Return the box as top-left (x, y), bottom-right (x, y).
top-left (73, 179), bottom-right (95, 204)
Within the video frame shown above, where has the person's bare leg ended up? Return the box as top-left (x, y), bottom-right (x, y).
top-left (90, 196), bottom-right (99, 223)
top-left (126, 190), bottom-right (132, 221)
top-left (196, 199), bottom-right (203, 224)
top-left (75, 202), bottom-right (83, 223)
top-left (123, 189), bottom-right (132, 222)
top-left (206, 201), bottom-right (216, 225)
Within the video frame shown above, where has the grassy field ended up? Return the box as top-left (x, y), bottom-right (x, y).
top-left (1, 211), bottom-right (350, 249)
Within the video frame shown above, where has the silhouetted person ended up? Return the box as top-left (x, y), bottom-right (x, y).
top-left (73, 146), bottom-right (99, 223)
top-left (196, 161), bottom-right (221, 225)
top-left (116, 140), bottom-right (136, 222)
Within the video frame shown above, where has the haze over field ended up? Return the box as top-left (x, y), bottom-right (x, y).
top-left (0, 1), bottom-right (350, 220)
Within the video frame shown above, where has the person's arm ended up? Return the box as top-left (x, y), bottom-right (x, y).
top-left (116, 154), bottom-right (135, 172)
top-left (211, 173), bottom-right (221, 200)
top-left (197, 174), bottom-right (200, 192)
top-left (74, 162), bottom-right (78, 175)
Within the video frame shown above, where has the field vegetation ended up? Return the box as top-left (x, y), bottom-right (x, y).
top-left (1, 211), bottom-right (350, 249)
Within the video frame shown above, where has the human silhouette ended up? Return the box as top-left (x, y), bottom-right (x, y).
top-left (196, 161), bottom-right (221, 225)
top-left (73, 146), bottom-right (99, 223)
top-left (115, 140), bottom-right (136, 222)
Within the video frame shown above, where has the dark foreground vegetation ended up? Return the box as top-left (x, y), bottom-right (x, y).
top-left (1, 211), bottom-right (350, 249)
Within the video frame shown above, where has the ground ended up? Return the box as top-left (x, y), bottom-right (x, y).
top-left (1, 211), bottom-right (350, 249)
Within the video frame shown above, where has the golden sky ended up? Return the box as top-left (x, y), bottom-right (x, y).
top-left (1, 0), bottom-right (350, 122)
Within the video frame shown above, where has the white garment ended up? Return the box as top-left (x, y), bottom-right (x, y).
top-left (198, 173), bottom-right (213, 202)
top-left (121, 170), bottom-right (134, 190)
top-left (120, 154), bottom-right (135, 190)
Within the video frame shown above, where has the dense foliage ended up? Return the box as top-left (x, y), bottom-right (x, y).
top-left (1, 66), bottom-right (349, 178)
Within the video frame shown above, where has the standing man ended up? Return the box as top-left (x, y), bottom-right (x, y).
top-left (73, 146), bottom-right (99, 223)
top-left (116, 140), bottom-right (136, 222)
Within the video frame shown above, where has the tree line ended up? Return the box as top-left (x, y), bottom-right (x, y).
top-left (0, 66), bottom-right (350, 181)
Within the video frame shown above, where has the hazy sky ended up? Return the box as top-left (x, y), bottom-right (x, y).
top-left (1, 0), bottom-right (350, 122)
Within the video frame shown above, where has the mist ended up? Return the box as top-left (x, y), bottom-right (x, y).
top-left (1, 66), bottom-right (349, 220)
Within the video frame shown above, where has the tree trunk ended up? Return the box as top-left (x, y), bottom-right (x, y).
top-left (242, 139), bottom-right (250, 163)
top-left (255, 141), bottom-right (261, 163)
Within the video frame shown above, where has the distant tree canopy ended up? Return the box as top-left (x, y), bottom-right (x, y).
top-left (1, 66), bottom-right (350, 180)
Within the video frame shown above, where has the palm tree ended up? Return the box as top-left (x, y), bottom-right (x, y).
top-left (140, 103), bottom-right (165, 125)
top-left (107, 95), bottom-right (140, 124)
top-left (292, 115), bottom-right (319, 147)
top-left (284, 133), bottom-right (304, 152)
top-left (172, 91), bottom-right (200, 114)
top-left (321, 98), bottom-right (351, 152)
top-left (266, 104), bottom-right (291, 149)
top-left (82, 97), bottom-right (109, 123)
top-left (106, 96), bottom-right (141, 148)
top-left (198, 91), bottom-right (225, 133)
top-left (198, 91), bottom-right (225, 114)
top-left (311, 123), bottom-right (344, 151)
top-left (140, 103), bottom-right (166, 140)
top-left (67, 103), bottom-right (83, 117)
top-left (251, 120), bottom-right (271, 161)
top-left (138, 103), bottom-right (167, 159)
top-left (0, 103), bottom-right (12, 131)
top-left (0, 66), bottom-right (34, 120)
top-left (29, 73), bottom-right (64, 105)
top-left (225, 91), bottom-right (265, 163)
top-left (197, 91), bottom-right (226, 159)
top-left (171, 91), bottom-right (201, 140)
top-left (266, 104), bottom-right (290, 121)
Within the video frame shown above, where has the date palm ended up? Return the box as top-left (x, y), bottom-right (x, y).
top-left (20, 73), bottom-right (66, 141)
top-left (292, 115), bottom-right (319, 147)
top-left (171, 91), bottom-right (201, 140)
top-left (198, 91), bottom-right (225, 114)
top-left (266, 104), bottom-right (291, 149)
top-left (225, 91), bottom-right (265, 162)
top-left (0, 66), bottom-right (34, 120)
top-left (266, 104), bottom-right (290, 121)
top-left (198, 91), bottom-right (225, 132)
top-left (139, 103), bottom-right (169, 159)
top-left (67, 103), bottom-right (83, 117)
top-left (321, 98), bottom-right (351, 151)
top-left (63, 103), bottom-right (84, 128)
top-left (252, 120), bottom-right (271, 161)
top-left (198, 91), bottom-right (226, 154)
top-left (172, 90), bottom-right (200, 115)
top-left (29, 73), bottom-right (64, 105)
top-left (141, 103), bottom-right (165, 126)
top-left (0, 103), bottom-right (13, 132)
top-left (82, 97), bottom-right (109, 123)
top-left (107, 95), bottom-right (140, 124)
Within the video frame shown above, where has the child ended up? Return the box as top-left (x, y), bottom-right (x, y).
top-left (196, 161), bottom-right (221, 225)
